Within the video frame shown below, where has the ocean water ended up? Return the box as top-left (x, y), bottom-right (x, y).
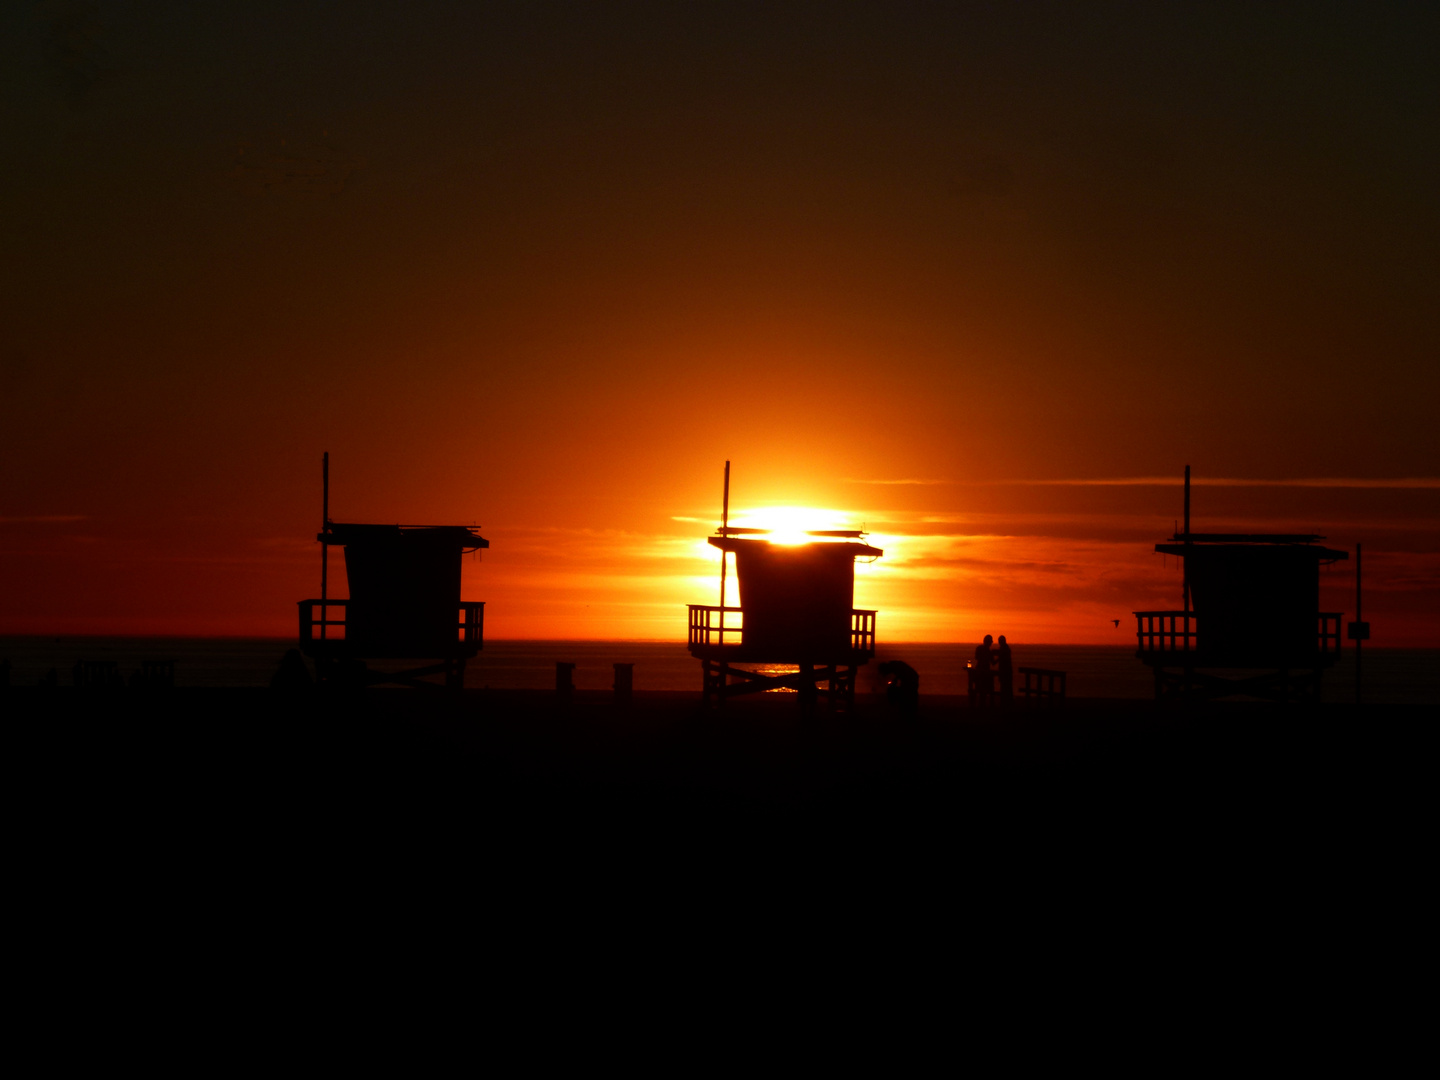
top-left (2, 637), bottom-right (1435, 703)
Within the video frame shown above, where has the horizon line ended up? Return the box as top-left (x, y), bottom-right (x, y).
top-left (844, 477), bottom-right (1440, 489)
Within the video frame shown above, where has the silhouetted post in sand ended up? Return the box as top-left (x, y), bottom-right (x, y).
top-left (613, 663), bottom-right (633, 704)
top-left (1357, 543), bottom-right (1362, 703)
top-left (556, 662), bottom-right (575, 700)
top-left (320, 452), bottom-right (329, 643)
top-left (1348, 543), bottom-right (1370, 704)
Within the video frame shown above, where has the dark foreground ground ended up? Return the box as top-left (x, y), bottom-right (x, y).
top-left (10, 686), bottom-right (1433, 861)
top-left (8, 686), bottom-right (1435, 1016)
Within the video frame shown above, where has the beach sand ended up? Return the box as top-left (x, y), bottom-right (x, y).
top-left (9, 685), bottom-right (1431, 1015)
top-left (10, 687), bottom-right (1432, 836)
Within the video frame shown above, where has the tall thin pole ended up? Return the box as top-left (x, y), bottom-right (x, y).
top-left (1355, 542), bottom-right (1363, 705)
top-left (320, 452), bottom-right (329, 641)
top-left (1182, 465), bottom-right (1191, 652)
top-left (719, 460), bottom-right (730, 609)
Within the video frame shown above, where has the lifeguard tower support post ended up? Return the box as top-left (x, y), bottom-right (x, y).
top-left (1134, 467), bottom-right (1346, 702)
top-left (298, 454), bottom-right (488, 689)
top-left (686, 464), bottom-right (882, 710)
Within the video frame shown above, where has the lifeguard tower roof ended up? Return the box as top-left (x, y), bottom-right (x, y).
top-left (1154, 531), bottom-right (1345, 558)
top-left (707, 533), bottom-right (882, 556)
top-left (320, 523), bottom-right (488, 549)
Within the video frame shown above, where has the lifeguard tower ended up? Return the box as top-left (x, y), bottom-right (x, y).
top-left (297, 455), bottom-right (488, 689)
top-left (1134, 467), bottom-right (1346, 702)
top-left (686, 464), bottom-right (882, 710)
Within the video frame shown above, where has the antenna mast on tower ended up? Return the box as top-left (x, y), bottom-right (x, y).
top-left (719, 460), bottom-right (730, 608)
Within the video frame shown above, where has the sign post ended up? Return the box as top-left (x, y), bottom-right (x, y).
top-left (1346, 542), bottom-right (1369, 705)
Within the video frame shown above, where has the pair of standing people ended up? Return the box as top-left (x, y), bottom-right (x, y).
top-left (972, 634), bottom-right (1012, 705)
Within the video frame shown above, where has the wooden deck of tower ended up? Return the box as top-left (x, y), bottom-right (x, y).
top-left (1134, 467), bottom-right (1346, 702)
top-left (687, 463), bottom-right (882, 710)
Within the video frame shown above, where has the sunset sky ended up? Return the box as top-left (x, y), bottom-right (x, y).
top-left (2, 3), bottom-right (1437, 644)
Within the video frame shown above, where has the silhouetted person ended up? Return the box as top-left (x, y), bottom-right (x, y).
top-left (997, 635), bottom-right (1013, 706)
top-left (271, 649), bottom-right (313, 691)
top-left (973, 635), bottom-right (994, 705)
top-left (878, 660), bottom-right (920, 714)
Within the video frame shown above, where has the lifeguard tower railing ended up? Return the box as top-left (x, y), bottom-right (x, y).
top-left (688, 605), bottom-right (876, 658)
top-left (1134, 610), bottom-right (1342, 662)
top-left (299, 599), bottom-right (485, 656)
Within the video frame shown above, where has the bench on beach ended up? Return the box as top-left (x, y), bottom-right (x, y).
top-left (72, 660), bottom-right (122, 689)
top-left (1019, 667), bottom-right (1066, 704)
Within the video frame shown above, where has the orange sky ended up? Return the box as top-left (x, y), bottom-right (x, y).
top-left (2, 4), bottom-right (1437, 645)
